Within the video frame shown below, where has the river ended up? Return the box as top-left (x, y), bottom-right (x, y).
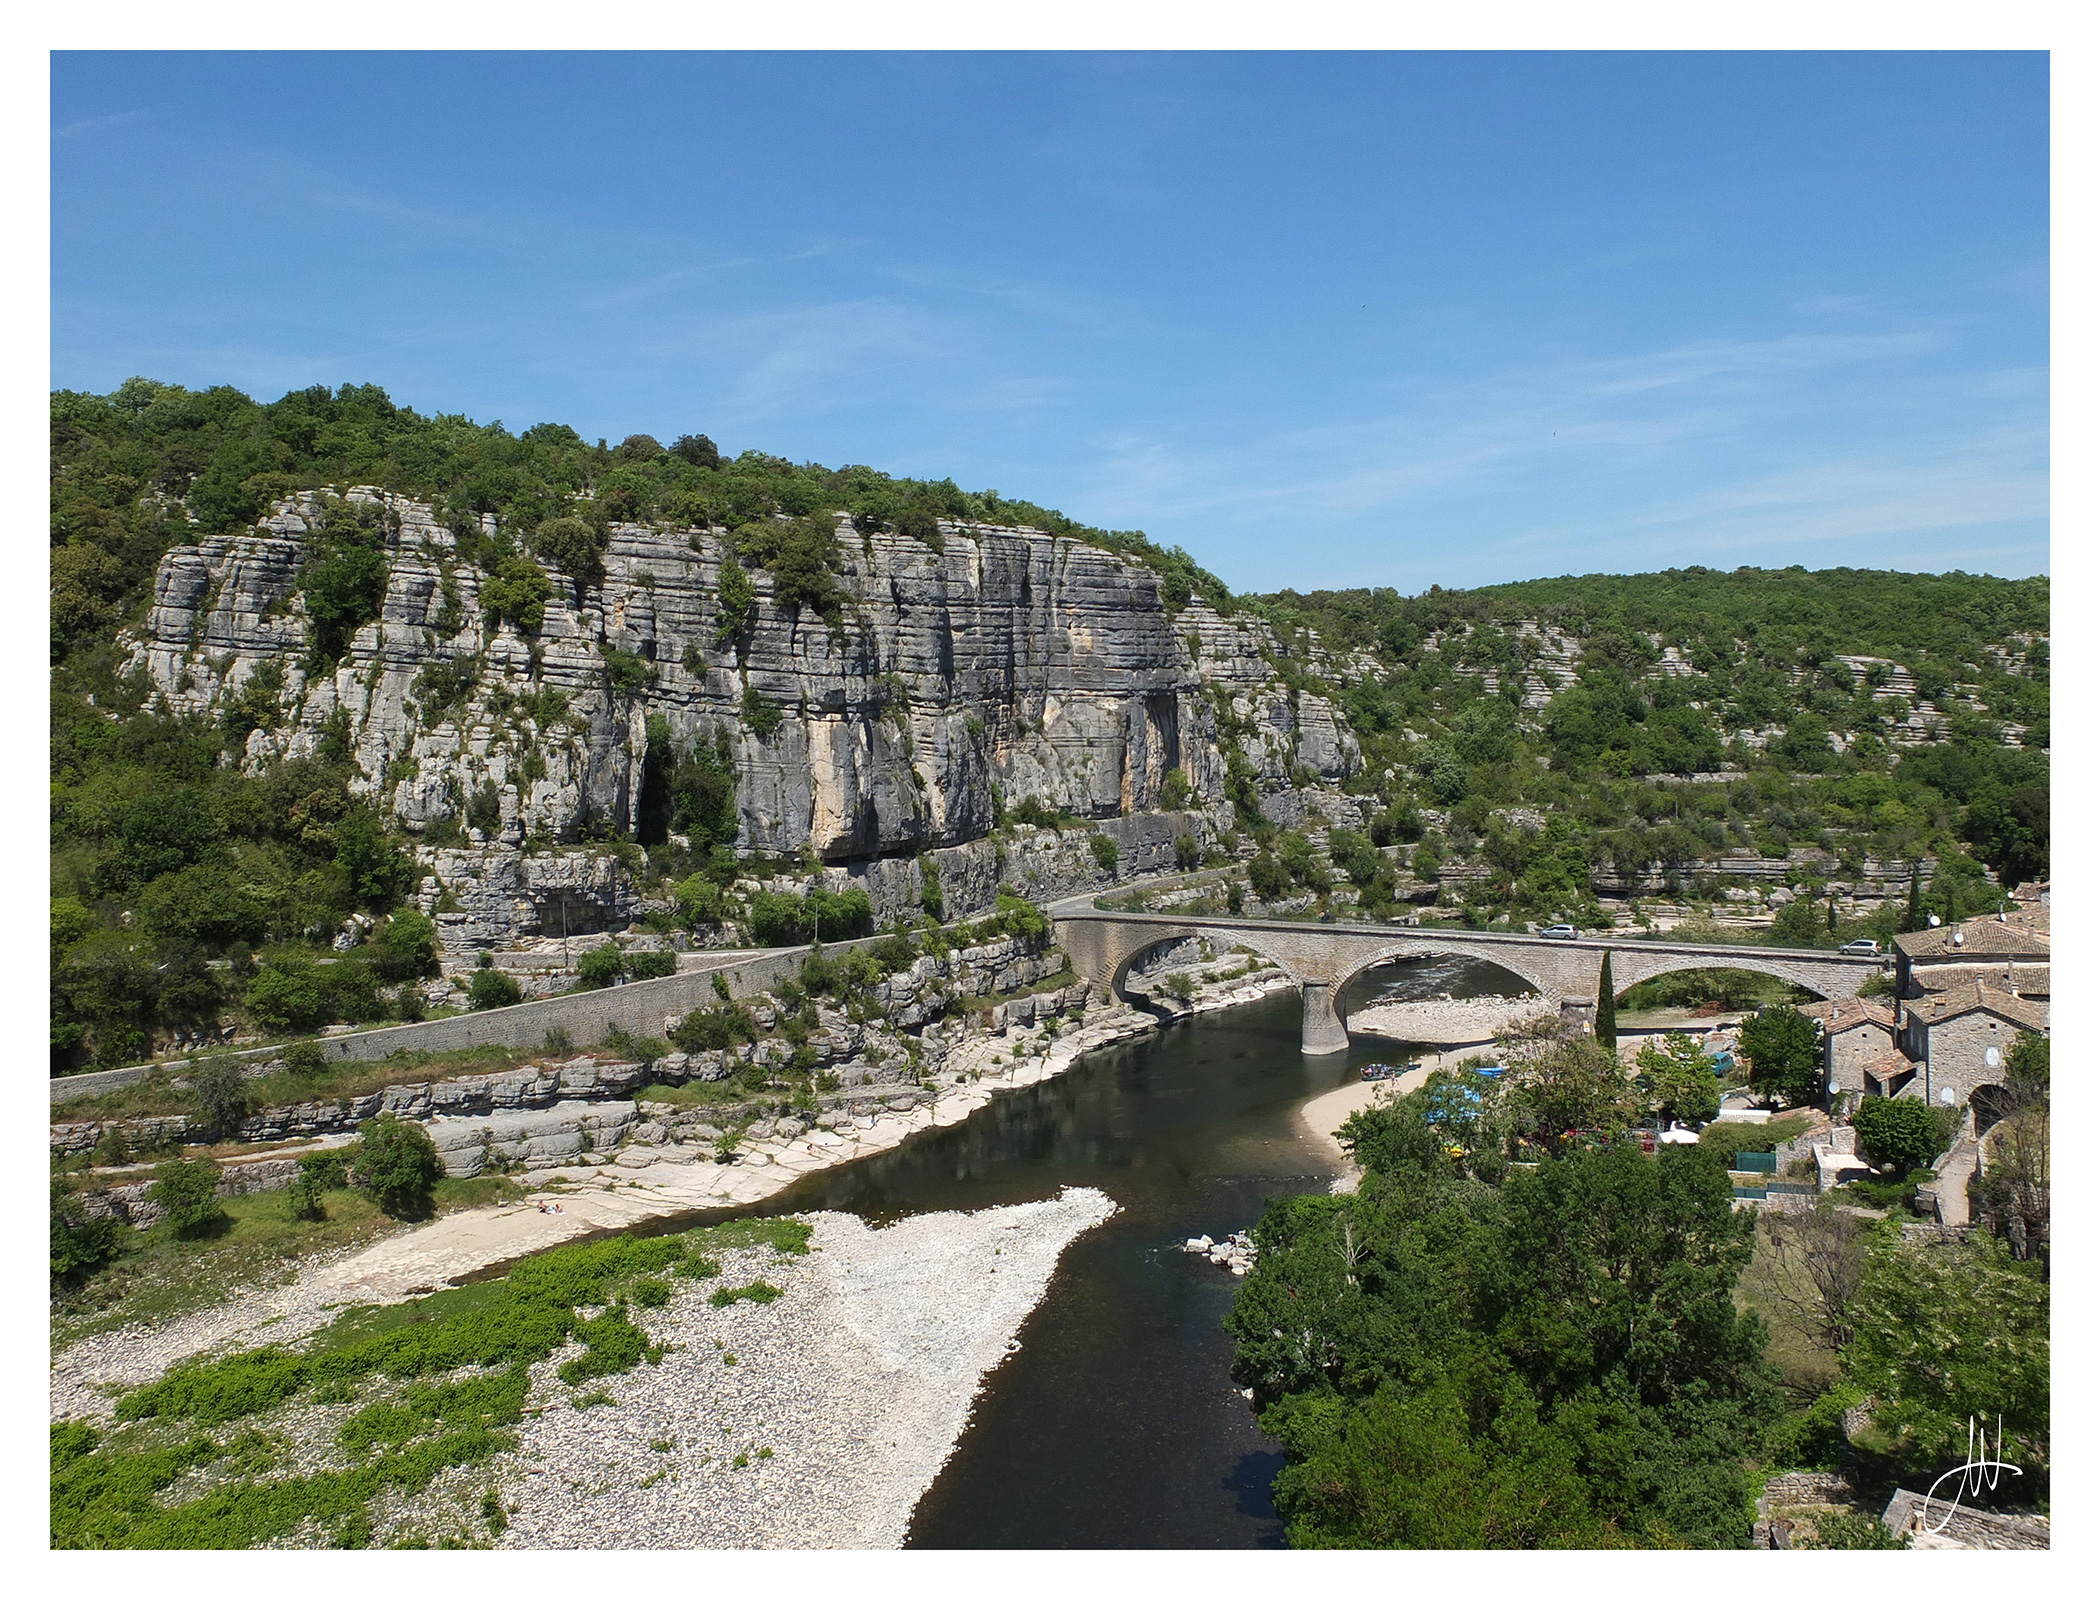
top-left (734, 950), bottom-right (1528, 1548)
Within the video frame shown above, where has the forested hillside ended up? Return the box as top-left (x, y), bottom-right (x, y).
top-left (1240, 567), bottom-right (2048, 933)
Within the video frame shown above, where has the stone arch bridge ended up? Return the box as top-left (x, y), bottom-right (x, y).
top-left (1050, 906), bottom-right (1882, 1054)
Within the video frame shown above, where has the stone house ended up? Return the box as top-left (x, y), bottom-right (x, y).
top-left (1893, 915), bottom-right (2049, 1004)
top-left (1795, 996), bottom-right (1897, 1099)
top-left (1894, 981), bottom-right (2049, 1110)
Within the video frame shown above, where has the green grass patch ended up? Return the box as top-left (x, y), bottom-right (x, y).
top-left (635, 1080), bottom-right (756, 1111)
top-left (685, 1216), bottom-right (811, 1256)
top-left (54, 1205), bottom-right (813, 1547)
top-left (707, 1281), bottom-right (783, 1308)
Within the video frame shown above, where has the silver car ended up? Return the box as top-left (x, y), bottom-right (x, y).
top-left (1840, 938), bottom-right (1881, 955)
top-left (1540, 924), bottom-right (1579, 941)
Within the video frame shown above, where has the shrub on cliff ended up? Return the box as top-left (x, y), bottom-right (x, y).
top-left (51, 1179), bottom-right (123, 1282)
top-left (574, 943), bottom-right (625, 990)
top-left (533, 515), bottom-right (609, 598)
top-left (350, 1113), bottom-right (442, 1217)
top-left (468, 967), bottom-right (523, 1010)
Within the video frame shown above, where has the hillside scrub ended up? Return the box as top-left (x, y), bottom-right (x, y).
top-left (1259, 569), bottom-right (2046, 930)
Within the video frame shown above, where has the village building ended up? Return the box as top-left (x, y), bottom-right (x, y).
top-left (1851, 893), bottom-right (2051, 1119)
top-left (1795, 995), bottom-right (1897, 1099)
top-left (1892, 907), bottom-right (2049, 1003)
top-left (1897, 980), bottom-right (2049, 1111)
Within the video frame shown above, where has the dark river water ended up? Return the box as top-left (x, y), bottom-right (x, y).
top-left (726, 951), bottom-right (1526, 1549)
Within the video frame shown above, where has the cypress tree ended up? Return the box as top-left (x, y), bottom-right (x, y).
top-left (1904, 867), bottom-right (1922, 932)
top-left (1595, 950), bottom-right (1617, 1054)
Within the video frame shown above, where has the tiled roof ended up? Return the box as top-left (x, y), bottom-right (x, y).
top-left (1894, 918), bottom-right (2050, 961)
top-left (1862, 1050), bottom-right (1919, 1084)
top-left (1915, 964), bottom-right (2049, 999)
top-left (1906, 981), bottom-right (2049, 1032)
top-left (1795, 997), bottom-right (1896, 1035)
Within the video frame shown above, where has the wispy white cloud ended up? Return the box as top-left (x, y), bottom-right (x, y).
top-left (53, 107), bottom-right (152, 141)
top-left (1065, 322), bottom-right (2045, 589)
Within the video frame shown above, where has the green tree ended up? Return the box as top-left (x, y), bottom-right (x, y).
top-left (2004, 1029), bottom-right (2048, 1091)
top-left (532, 515), bottom-right (608, 598)
top-left (150, 1158), bottom-right (227, 1238)
top-left (1739, 1004), bottom-right (1822, 1108)
top-left (299, 514), bottom-right (389, 666)
top-left (481, 556), bottom-right (553, 633)
top-left (468, 968), bottom-right (523, 1011)
top-left (349, 1113), bottom-right (442, 1217)
top-left (51, 1179), bottom-right (123, 1282)
top-left (371, 909), bottom-right (440, 982)
top-left (1595, 952), bottom-right (1617, 1053)
top-left (1249, 853), bottom-right (1291, 900)
top-left (1851, 1096), bottom-right (1951, 1174)
top-left (189, 1057), bottom-right (250, 1139)
top-left (574, 943), bottom-right (625, 990)
top-left (1843, 1230), bottom-right (2048, 1470)
top-left (1635, 1034), bottom-right (1722, 1126)
top-left (1502, 1019), bottom-right (1636, 1143)
top-left (332, 805), bottom-right (415, 908)
top-left (244, 951), bottom-right (334, 1034)
top-left (1090, 833), bottom-right (1120, 874)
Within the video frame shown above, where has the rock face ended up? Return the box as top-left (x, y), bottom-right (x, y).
top-left (126, 490), bottom-right (1358, 938)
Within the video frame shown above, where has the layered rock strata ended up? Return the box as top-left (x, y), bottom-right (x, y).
top-left (127, 491), bottom-right (1359, 942)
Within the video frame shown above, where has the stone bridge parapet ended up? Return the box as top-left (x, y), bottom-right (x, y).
top-left (1050, 908), bottom-right (1881, 1055)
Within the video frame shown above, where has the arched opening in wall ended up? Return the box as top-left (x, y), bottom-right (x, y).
top-left (1614, 966), bottom-right (1823, 1024)
top-left (1970, 1080), bottom-right (2035, 1140)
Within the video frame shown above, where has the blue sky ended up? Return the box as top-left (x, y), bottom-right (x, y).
top-left (50, 51), bottom-right (2048, 595)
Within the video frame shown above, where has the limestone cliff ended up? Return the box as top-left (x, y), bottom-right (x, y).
top-left (127, 490), bottom-right (1357, 935)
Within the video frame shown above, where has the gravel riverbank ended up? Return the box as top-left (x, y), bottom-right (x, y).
top-left (502, 1191), bottom-right (1118, 1548)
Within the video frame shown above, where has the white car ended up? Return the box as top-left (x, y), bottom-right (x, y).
top-left (1840, 938), bottom-right (1881, 956)
top-left (1539, 924), bottom-right (1580, 941)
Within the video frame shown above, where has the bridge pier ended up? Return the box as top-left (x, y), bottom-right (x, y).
top-left (1300, 981), bottom-right (1349, 1055)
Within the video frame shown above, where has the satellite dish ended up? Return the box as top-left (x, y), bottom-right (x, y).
top-left (1927, 914), bottom-right (1941, 927)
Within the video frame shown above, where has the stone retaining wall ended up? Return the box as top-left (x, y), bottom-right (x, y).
top-left (52, 965), bottom-right (1093, 1156)
top-left (53, 929), bottom-right (1066, 1105)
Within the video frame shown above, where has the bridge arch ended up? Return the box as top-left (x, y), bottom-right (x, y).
top-left (1332, 942), bottom-right (1556, 1002)
top-left (1602, 950), bottom-right (1844, 1003)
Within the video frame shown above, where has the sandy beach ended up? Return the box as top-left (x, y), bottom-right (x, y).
top-left (1295, 1063), bottom-right (1434, 1177)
